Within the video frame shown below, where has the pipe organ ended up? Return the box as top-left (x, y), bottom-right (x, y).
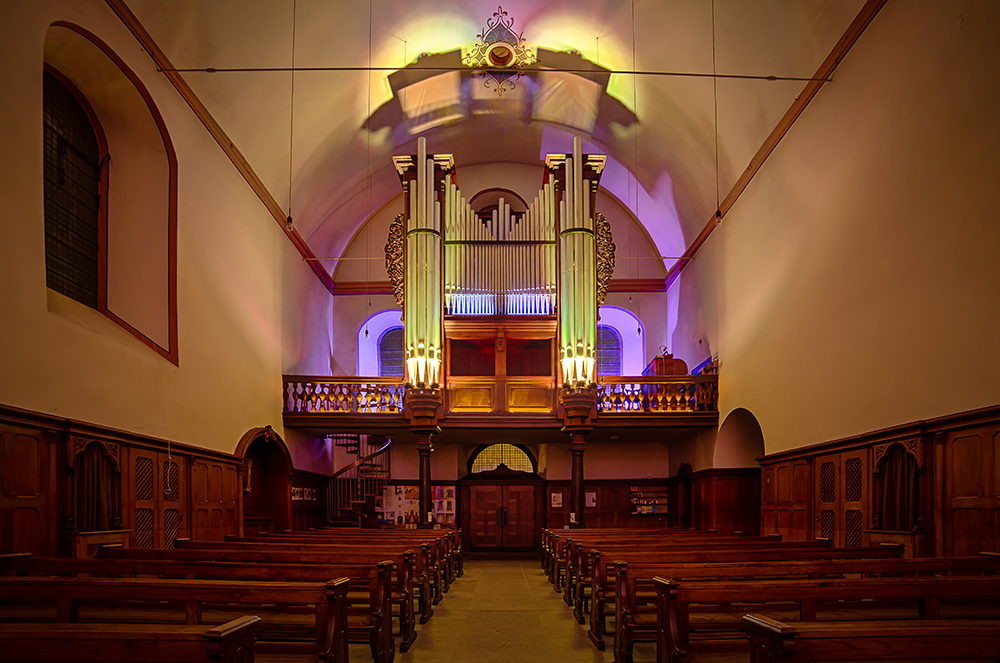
top-left (389, 136), bottom-right (609, 393)
top-left (443, 182), bottom-right (557, 317)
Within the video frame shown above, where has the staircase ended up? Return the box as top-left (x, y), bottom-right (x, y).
top-left (327, 434), bottom-right (391, 527)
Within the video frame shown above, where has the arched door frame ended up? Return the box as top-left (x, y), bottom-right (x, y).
top-left (235, 426), bottom-right (293, 534)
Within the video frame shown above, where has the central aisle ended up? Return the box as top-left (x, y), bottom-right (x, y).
top-left (375, 558), bottom-right (622, 663)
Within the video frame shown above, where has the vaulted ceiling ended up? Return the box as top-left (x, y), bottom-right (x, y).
top-left (124, 0), bottom-right (866, 278)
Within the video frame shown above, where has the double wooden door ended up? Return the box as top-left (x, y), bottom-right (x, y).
top-left (469, 484), bottom-right (536, 551)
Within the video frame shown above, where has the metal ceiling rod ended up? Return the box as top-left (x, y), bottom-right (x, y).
top-left (161, 65), bottom-right (831, 83)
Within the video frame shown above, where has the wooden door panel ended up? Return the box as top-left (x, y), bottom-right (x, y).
top-left (0, 428), bottom-right (51, 556)
top-left (469, 485), bottom-right (501, 549)
top-left (502, 485), bottom-right (535, 548)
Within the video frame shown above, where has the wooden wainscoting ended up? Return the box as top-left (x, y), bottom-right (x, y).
top-left (691, 468), bottom-right (761, 535)
top-left (0, 404), bottom-right (303, 555)
top-left (760, 404), bottom-right (1000, 557)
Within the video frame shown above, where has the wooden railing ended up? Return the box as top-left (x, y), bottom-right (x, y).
top-left (283, 376), bottom-right (405, 414)
top-left (282, 374), bottom-right (719, 417)
top-left (596, 375), bottom-right (719, 413)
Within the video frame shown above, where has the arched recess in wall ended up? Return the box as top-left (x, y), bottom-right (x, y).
top-left (598, 306), bottom-right (645, 374)
top-left (714, 408), bottom-right (766, 468)
top-left (357, 309), bottom-right (404, 375)
top-left (235, 427), bottom-right (292, 534)
top-left (44, 22), bottom-right (177, 364)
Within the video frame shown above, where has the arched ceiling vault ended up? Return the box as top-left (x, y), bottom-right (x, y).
top-left (117, 0), bottom-right (869, 283)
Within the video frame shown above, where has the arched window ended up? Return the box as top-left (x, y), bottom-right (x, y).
top-left (597, 306), bottom-right (645, 374)
top-left (596, 324), bottom-right (622, 376)
top-left (44, 23), bottom-right (178, 364)
top-left (43, 69), bottom-right (102, 309)
top-left (378, 327), bottom-right (404, 377)
top-left (470, 443), bottom-right (535, 473)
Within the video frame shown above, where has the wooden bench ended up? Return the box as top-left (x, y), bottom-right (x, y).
top-left (651, 574), bottom-right (1000, 663)
top-left (0, 615), bottom-right (260, 663)
top-left (275, 528), bottom-right (464, 583)
top-left (184, 536), bottom-right (444, 611)
top-left (1, 553), bottom-right (414, 655)
top-left (0, 574), bottom-right (368, 663)
top-left (584, 543), bottom-right (903, 650)
top-left (742, 613), bottom-right (1000, 662)
top-left (105, 539), bottom-right (433, 630)
top-left (562, 534), bottom-right (797, 608)
top-left (606, 555), bottom-right (1000, 662)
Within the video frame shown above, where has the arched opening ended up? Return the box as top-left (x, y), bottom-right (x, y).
top-left (357, 309), bottom-right (404, 375)
top-left (72, 441), bottom-right (121, 533)
top-left (715, 408), bottom-right (766, 468)
top-left (236, 427), bottom-right (292, 535)
top-left (874, 444), bottom-right (920, 532)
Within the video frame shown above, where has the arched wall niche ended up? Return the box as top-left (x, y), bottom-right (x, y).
top-left (356, 308), bottom-right (404, 375)
top-left (235, 426), bottom-right (292, 534)
top-left (714, 408), bottom-right (766, 469)
top-left (43, 22), bottom-right (177, 364)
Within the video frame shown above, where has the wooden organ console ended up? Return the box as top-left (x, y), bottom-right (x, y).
top-left (388, 137), bottom-right (612, 416)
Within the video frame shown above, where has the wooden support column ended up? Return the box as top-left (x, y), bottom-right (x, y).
top-left (570, 433), bottom-right (586, 527)
top-left (405, 388), bottom-right (442, 528)
top-left (418, 434), bottom-right (433, 525)
top-left (560, 387), bottom-right (597, 529)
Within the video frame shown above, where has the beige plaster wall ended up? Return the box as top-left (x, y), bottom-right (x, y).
top-left (0, 3), bottom-right (306, 465)
top-left (673, 1), bottom-right (1000, 454)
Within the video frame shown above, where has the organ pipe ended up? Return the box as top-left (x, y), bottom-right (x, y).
top-left (391, 137), bottom-right (606, 382)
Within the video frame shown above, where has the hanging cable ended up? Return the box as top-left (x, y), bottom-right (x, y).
top-left (287, 0), bottom-right (297, 233)
top-left (364, 0), bottom-right (373, 339)
top-left (712, 0), bottom-right (721, 225)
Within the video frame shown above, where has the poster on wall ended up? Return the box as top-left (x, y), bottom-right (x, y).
top-left (551, 491), bottom-right (563, 508)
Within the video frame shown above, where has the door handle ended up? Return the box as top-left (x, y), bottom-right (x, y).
top-left (502, 507), bottom-right (508, 529)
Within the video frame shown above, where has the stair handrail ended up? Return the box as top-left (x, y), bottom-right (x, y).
top-left (331, 438), bottom-right (392, 480)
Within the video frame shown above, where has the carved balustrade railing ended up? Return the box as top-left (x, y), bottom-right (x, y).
top-left (596, 375), bottom-right (719, 413)
top-left (283, 376), bottom-right (405, 414)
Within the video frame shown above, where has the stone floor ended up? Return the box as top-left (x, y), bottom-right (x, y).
top-left (350, 557), bottom-right (654, 663)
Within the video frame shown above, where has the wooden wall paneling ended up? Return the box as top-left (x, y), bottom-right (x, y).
top-left (944, 422), bottom-right (1000, 556)
top-left (814, 452), bottom-right (840, 545)
top-left (841, 448), bottom-right (869, 548)
top-left (190, 458), bottom-right (240, 542)
top-left (0, 425), bottom-right (54, 556)
top-left (159, 452), bottom-right (187, 547)
top-left (126, 447), bottom-right (156, 548)
top-left (689, 469), bottom-right (761, 536)
top-left (761, 458), bottom-right (810, 541)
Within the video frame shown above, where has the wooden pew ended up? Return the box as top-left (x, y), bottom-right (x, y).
top-left (0, 574), bottom-right (369, 663)
top-left (252, 528), bottom-right (462, 591)
top-left (0, 615), bottom-right (260, 663)
top-left (586, 545), bottom-right (905, 651)
top-left (562, 533), bottom-right (794, 608)
top-left (108, 540), bottom-right (434, 630)
top-left (1, 553), bottom-right (416, 655)
top-left (607, 555), bottom-right (1000, 662)
top-left (742, 614), bottom-right (1000, 662)
top-left (276, 528), bottom-right (464, 583)
top-left (651, 575), bottom-right (1000, 663)
top-left (188, 536), bottom-right (445, 611)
